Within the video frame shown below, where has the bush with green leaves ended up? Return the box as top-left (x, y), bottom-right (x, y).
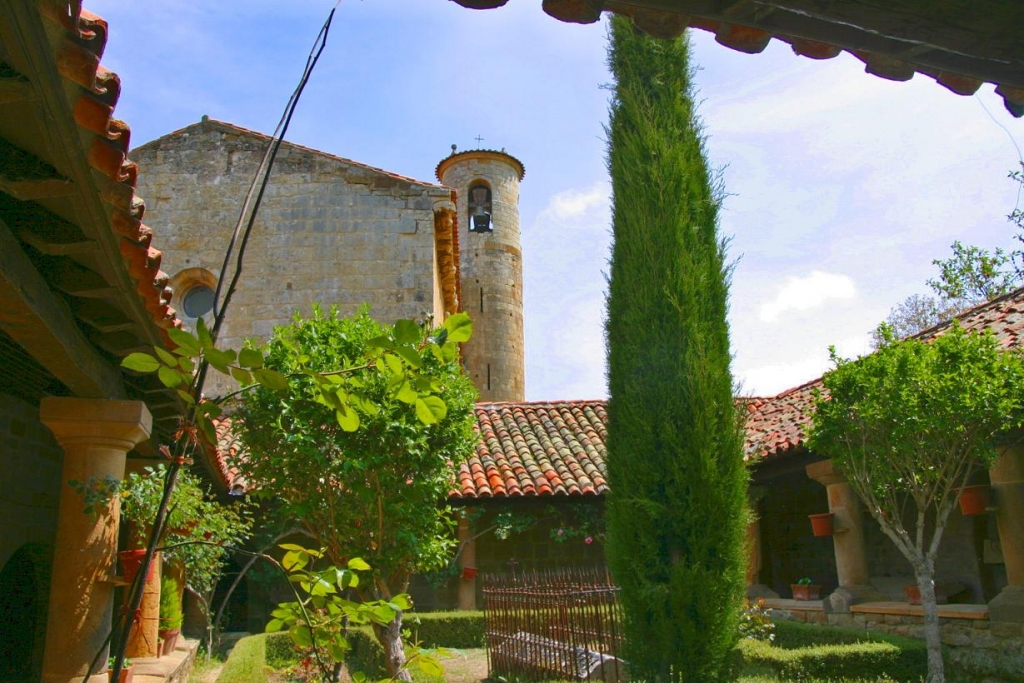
top-left (239, 306), bottom-right (477, 679)
top-left (266, 545), bottom-right (448, 682)
top-left (604, 16), bottom-right (748, 682)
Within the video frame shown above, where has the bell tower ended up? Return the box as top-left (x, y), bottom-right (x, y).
top-left (436, 147), bottom-right (525, 402)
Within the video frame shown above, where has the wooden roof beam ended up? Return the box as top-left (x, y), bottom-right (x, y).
top-left (0, 215), bottom-right (124, 399)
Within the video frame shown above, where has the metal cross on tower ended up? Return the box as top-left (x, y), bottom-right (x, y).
top-left (475, 135), bottom-right (484, 145)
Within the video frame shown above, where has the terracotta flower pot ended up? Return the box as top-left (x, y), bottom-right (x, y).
top-left (957, 485), bottom-right (990, 516)
top-left (118, 549), bottom-right (155, 583)
top-left (108, 665), bottom-right (134, 683)
top-left (904, 584), bottom-right (921, 605)
top-left (808, 512), bottom-right (835, 537)
top-left (462, 566), bottom-right (478, 580)
top-left (159, 628), bottom-right (180, 656)
top-left (791, 584), bottom-right (821, 601)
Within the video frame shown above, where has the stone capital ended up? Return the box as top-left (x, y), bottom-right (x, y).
top-left (40, 397), bottom-right (152, 450)
top-left (806, 459), bottom-right (846, 487)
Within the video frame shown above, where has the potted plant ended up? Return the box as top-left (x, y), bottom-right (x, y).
top-left (791, 577), bottom-right (821, 601)
top-left (159, 575), bottom-right (184, 656)
top-left (107, 656), bottom-right (133, 683)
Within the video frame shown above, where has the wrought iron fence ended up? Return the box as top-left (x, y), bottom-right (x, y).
top-left (483, 568), bottom-right (626, 682)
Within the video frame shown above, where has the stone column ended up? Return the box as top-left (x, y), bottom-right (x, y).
top-left (457, 514), bottom-right (477, 610)
top-left (40, 398), bottom-right (152, 683)
top-left (806, 459), bottom-right (884, 613)
top-left (745, 486), bottom-right (778, 599)
top-left (989, 444), bottom-right (1024, 622)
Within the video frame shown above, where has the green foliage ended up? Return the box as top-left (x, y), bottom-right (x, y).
top-left (796, 577), bottom-right (814, 586)
top-left (738, 639), bottom-right (910, 682)
top-left (741, 621), bottom-right (928, 682)
top-left (217, 632), bottom-right (268, 683)
top-left (604, 17), bottom-right (748, 682)
top-left (266, 545), bottom-right (408, 674)
top-left (405, 611), bottom-right (484, 649)
top-left (237, 306), bottom-right (478, 589)
top-left (159, 575), bottom-right (184, 630)
top-left (810, 325), bottom-right (1024, 537)
top-left (810, 324), bottom-right (1024, 682)
top-left (928, 240), bottom-right (1021, 306)
top-left (266, 544), bottom-right (447, 682)
top-left (738, 599), bottom-right (775, 643)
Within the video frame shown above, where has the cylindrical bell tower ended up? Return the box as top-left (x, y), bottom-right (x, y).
top-left (436, 147), bottom-right (525, 402)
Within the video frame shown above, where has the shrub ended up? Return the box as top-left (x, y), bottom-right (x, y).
top-left (406, 611), bottom-right (484, 648)
top-left (739, 599), bottom-right (775, 643)
top-left (740, 622), bottom-right (927, 682)
top-left (159, 575), bottom-right (183, 631)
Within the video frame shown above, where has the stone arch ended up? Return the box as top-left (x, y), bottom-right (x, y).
top-left (0, 543), bottom-right (52, 682)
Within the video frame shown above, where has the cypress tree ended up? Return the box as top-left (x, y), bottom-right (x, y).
top-left (604, 17), bottom-right (748, 681)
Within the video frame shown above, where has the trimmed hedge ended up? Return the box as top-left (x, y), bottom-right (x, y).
top-left (405, 611), bottom-right (484, 648)
top-left (217, 632), bottom-right (268, 683)
top-left (739, 622), bottom-right (927, 682)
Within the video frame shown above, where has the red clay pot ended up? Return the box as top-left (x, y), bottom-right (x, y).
top-left (808, 512), bottom-right (835, 537)
top-left (957, 485), bottom-right (990, 516)
top-left (462, 566), bottom-right (478, 580)
top-left (791, 584), bottom-right (821, 601)
top-left (118, 549), bottom-right (155, 583)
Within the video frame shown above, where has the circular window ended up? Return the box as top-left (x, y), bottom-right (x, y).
top-left (183, 285), bottom-right (215, 319)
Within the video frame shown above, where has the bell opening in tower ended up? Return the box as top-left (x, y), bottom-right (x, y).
top-left (469, 182), bottom-right (492, 233)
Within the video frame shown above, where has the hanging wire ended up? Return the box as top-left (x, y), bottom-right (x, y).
top-left (103, 5), bottom-right (339, 680)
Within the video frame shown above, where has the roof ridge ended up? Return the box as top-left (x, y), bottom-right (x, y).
top-left (131, 117), bottom-right (447, 191)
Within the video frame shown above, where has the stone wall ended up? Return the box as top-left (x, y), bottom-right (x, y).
top-left (132, 119), bottom-right (452, 397)
top-left (0, 392), bottom-right (60, 680)
top-left (0, 392), bottom-right (61, 569)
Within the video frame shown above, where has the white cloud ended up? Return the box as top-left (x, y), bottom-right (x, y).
top-left (547, 185), bottom-right (608, 220)
top-left (759, 271), bottom-right (857, 322)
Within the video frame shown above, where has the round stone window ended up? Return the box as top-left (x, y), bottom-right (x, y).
top-left (182, 285), bottom-right (215, 319)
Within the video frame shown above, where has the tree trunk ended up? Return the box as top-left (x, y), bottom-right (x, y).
top-left (373, 612), bottom-right (410, 681)
top-left (914, 565), bottom-right (945, 682)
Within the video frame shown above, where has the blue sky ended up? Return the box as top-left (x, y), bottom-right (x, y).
top-left (90, 0), bottom-right (1024, 400)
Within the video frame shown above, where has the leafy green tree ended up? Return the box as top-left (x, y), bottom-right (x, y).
top-left (237, 307), bottom-right (477, 679)
top-left (603, 18), bottom-right (748, 681)
top-left (874, 240), bottom-right (1021, 348)
top-left (809, 325), bottom-right (1024, 683)
top-left (928, 240), bottom-right (1020, 306)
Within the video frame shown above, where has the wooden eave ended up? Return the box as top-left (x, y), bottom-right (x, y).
top-left (0, 1), bottom-right (184, 442)
top-left (453, 0), bottom-right (1024, 115)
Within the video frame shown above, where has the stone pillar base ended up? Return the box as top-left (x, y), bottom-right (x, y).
top-left (824, 585), bottom-right (887, 614)
top-left (745, 584), bottom-right (779, 600)
top-left (989, 585), bottom-right (1024, 623)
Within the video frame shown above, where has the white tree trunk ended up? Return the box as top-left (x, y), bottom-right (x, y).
top-left (374, 612), bottom-right (411, 682)
top-left (913, 562), bottom-right (945, 683)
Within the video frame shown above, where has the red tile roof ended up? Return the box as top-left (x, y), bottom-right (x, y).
top-left (50, 4), bottom-right (182, 342)
top-left (450, 287), bottom-right (1024, 499)
top-left (451, 401), bottom-right (609, 500)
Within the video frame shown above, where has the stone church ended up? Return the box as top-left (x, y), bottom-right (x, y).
top-left (132, 116), bottom-right (526, 402)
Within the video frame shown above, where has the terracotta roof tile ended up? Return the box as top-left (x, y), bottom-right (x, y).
top-left (451, 400), bottom-right (609, 500)
top-left (45, 1), bottom-right (182, 344)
